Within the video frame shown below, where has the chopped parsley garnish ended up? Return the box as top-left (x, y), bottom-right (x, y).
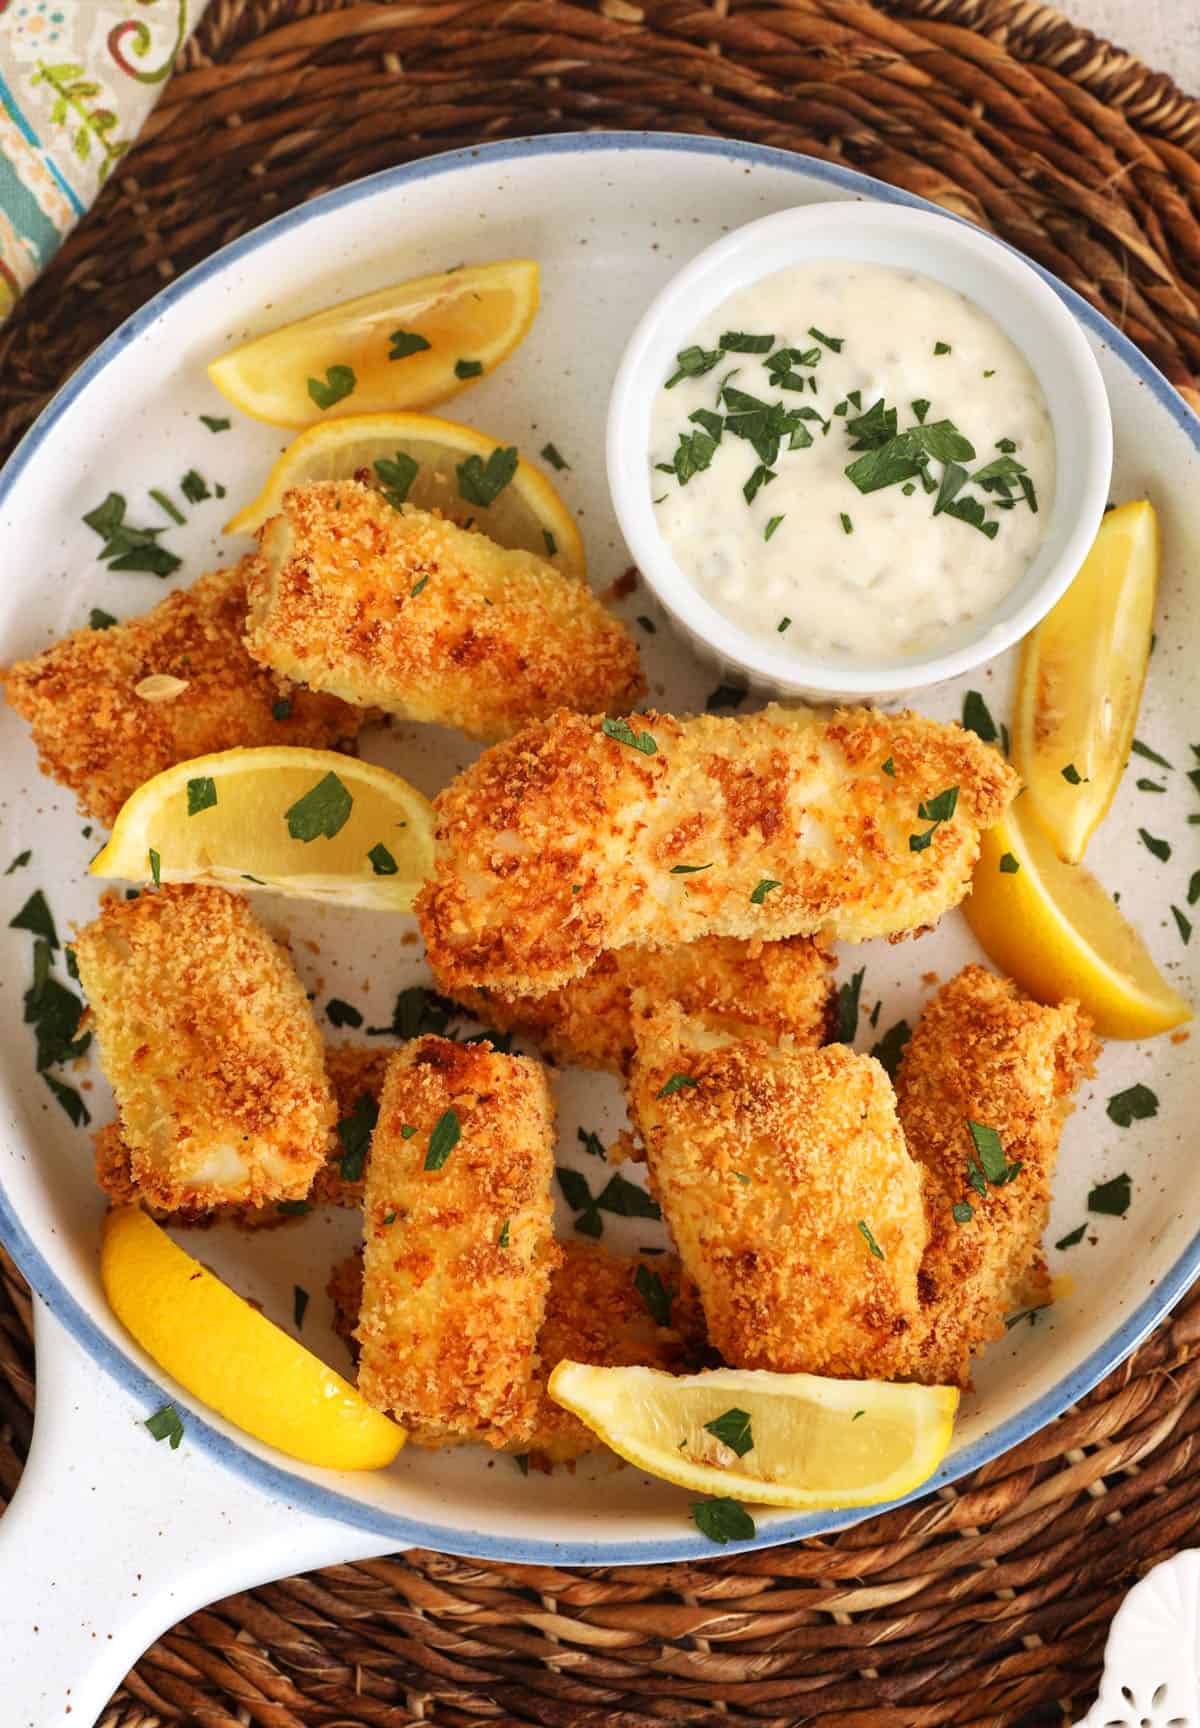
top-left (999, 853), bottom-right (1020, 874)
top-left (952, 1201), bottom-right (974, 1225)
top-left (293, 1285), bottom-right (309, 1329)
top-left (498, 1219), bottom-right (510, 1248)
top-left (705, 683), bottom-right (748, 711)
top-left (659, 428), bottom-right (718, 486)
top-left (1088, 1172), bottom-right (1132, 1217)
top-left (200, 414), bottom-right (231, 432)
top-left (24, 938), bottom-right (89, 1070)
top-left (857, 1220), bottom-right (885, 1260)
top-left (1172, 906), bottom-right (1192, 944)
top-left (594, 1172), bottom-right (660, 1220)
top-left (4, 851), bottom-right (30, 875)
top-left (704, 1408), bottom-right (753, 1456)
top-left (540, 442), bottom-right (569, 470)
top-left (336, 1092), bottom-right (379, 1181)
top-left (840, 512), bottom-right (853, 535)
top-left (457, 445), bottom-right (518, 506)
top-left (150, 487), bottom-right (185, 525)
top-left (543, 530), bottom-right (557, 556)
top-left (181, 470), bottom-right (211, 504)
top-left (836, 967), bottom-right (864, 1043)
top-left (691, 1498), bottom-right (755, 1544)
top-left (911, 399), bottom-right (930, 423)
top-left (454, 358), bottom-right (484, 379)
top-left (777, 615), bottom-right (792, 633)
top-left (1061, 763), bottom-right (1084, 785)
top-left (764, 514), bottom-right (785, 542)
top-left (400, 1125), bottom-right (417, 1140)
top-left (577, 1126), bottom-right (606, 1160)
top-left (670, 862), bottom-right (712, 874)
top-left (1189, 871), bottom-right (1200, 907)
top-left (411, 575), bottom-right (429, 597)
top-left (720, 331), bottom-right (775, 353)
top-left (665, 345), bottom-right (721, 387)
top-left (996, 437), bottom-right (1017, 453)
top-left (149, 848), bottom-right (161, 888)
top-left (187, 776), bottom-right (217, 816)
top-left (44, 1072), bottom-right (90, 1125)
top-left (1137, 779), bottom-right (1166, 793)
top-left (1138, 828), bottom-right (1171, 862)
top-left (368, 842), bottom-right (398, 876)
top-left (870, 1019), bottom-right (911, 1079)
top-left (388, 329), bottom-right (431, 359)
top-left (635, 1264), bottom-right (672, 1325)
top-left (744, 464), bottom-right (776, 505)
top-left (375, 450), bottom-right (419, 509)
top-left (10, 890), bottom-right (57, 947)
top-left (733, 1171), bottom-right (751, 1186)
top-left (277, 1199), bottom-right (311, 1216)
top-left (326, 998), bottom-right (364, 1029)
top-left (1055, 1223), bottom-right (1087, 1250)
top-left (89, 608), bottom-right (118, 630)
top-left (908, 785), bottom-right (958, 852)
top-left (425, 1108), bottom-right (461, 1171)
top-left (369, 985), bottom-right (455, 1040)
top-left (144, 1405), bottom-right (184, 1449)
top-left (602, 715), bottom-right (657, 755)
top-left (881, 757), bottom-right (895, 776)
top-left (657, 1073), bottom-right (698, 1099)
top-left (1005, 1307), bottom-right (1046, 1330)
top-left (1106, 1083), bottom-right (1158, 1127)
top-left (962, 690), bottom-right (998, 744)
top-left (1131, 738), bottom-right (1173, 770)
top-left (307, 364), bottom-right (357, 410)
top-left (514, 1453), bottom-right (530, 1475)
top-left (82, 491), bottom-right (181, 578)
top-left (967, 1119), bottom-right (1023, 1187)
top-left (285, 772), bottom-right (353, 841)
top-left (272, 697), bottom-right (292, 721)
top-left (933, 341), bottom-right (952, 355)
top-left (750, 878), bottom-right (782, 904)
top-left (808, 326), bottom-right (844, 352)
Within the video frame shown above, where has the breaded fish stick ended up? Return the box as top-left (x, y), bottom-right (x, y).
top-left (75, 885), bottom-right (335, 1212)
top-left (441, 933), bottom-right (835, 1073)
top-left (628, 1000), bottom-right (928, 1379)
top-left (242, 481), bottom-right (644, 740)
top-left (894, 965), bottom-right (1099, 1388)
top-left (3, 566), bottom-right (366, 826)
top-left (357, 1037), bottom-right (559, 1448)
top-left (93, 1040), bottom-right (391, 1222)
top-left (419, 704), bottom-right (1018, 996)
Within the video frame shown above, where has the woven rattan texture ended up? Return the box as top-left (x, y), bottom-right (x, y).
top-left (2, 1), bottom-right (1199, 1723)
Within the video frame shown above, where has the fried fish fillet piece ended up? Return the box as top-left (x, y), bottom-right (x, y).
top-left (93, 1040), bottom-right (390, 1223)
top-left (356, 1036), bottom-right (560, 1448)
top-left (628, 999), bottom-right (928, 1379)
top-left (2, 566), bottom-right (366, 826)
top-left (894, 965), bottom-right (1100, 1388)
top-left (418, 704), bottom-right (1018, 996)
top-left (241, 480), bottom-right (644, 740)
top-left (329, 1240), bottom-right (709, 1467)
top-left (75, 884), bottom-right (335, 1213)
top-left (440, 933), bottom-right (836, 1073)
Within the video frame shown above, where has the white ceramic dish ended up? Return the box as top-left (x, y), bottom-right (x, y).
top-left (0, 134), bottom-right (1194, 1728)
top-left (608, 201), bottom-right (1113, 701)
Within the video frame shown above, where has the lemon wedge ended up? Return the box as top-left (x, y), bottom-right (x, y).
top-left (102, 1206), bottom-right (404, 1470)
top-left (90, 746), bottom-right (434, 912)
top-left (208, 260), bottom-right (539, 428)
top-left (547, 1362), bottom-right (957, 1510)
top-left (222, 410), bottom-right (585, 577)
top-left (965, 803), bottom-right (1191, 1038)
top-left (1014, 500), bottom-right (1159, 863)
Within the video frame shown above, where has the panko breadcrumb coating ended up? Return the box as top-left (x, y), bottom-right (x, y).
top-left (93, 1040), bottom-right (394, 1223)
top-left (628, 999), bottom-right (928, 1379)
top-left (418, 704), bottom-right (1018, 996)
top-left (894, 965), bottom-right (1100, 1388)
top-left (242, 481), bottom-right (644, 740)
top-left (328, 1240), bottom-right (709, 1467)
top-left (441, 934), bottom-right (836, 1073)
top-left (356, 1037), bottom-right (560, 1448)
top-left (2, 565), bottom-right (366, 826)
top-left (75, 884), bottom-right (335, 1213)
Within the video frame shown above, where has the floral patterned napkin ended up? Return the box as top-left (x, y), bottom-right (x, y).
top-left (0, 0), bottom-right (206, 323)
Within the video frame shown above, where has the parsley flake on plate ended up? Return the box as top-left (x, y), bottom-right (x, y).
top-left (293, 1285), bottom-right (310, 1329)
top-left (704, 1407), bottom-right (753, 1456)
top-left (1106, 1084), bottom-right (1158, 1127)
top-left (1055, 1223), bottom-right (1087, 1250)
top-left (336, 1093), bottom-right (379, 1182)
top-left (145, 1404), bottom-right (184, 1449)
top-left (540, 441), bottom-right (569, 470)
top-left (691, 1498), bottom-right (756, 1544)
top-left (307, 364), bottom-right (356, 410)
top-left (1088, 1173), bottom-right (1132, 1217)
top-left (326, 997), bottom-right (363, 1029)
top-left (454, 358), bottom-right (484, 379)
top-left (836, 967), bottom-right (864, 1043)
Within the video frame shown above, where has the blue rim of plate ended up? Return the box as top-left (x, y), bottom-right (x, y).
top-left (1, 130), bottom-right (1197, 1565)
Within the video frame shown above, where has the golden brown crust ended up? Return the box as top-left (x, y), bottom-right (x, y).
top-left (356, 1037), bottom-right (560, 1449)
top-left (893, 965), bottom-right (1100, 1387)
top-left (440, 934), bottom-right (836, 1073)
top-left (75, 884), bottom-right (335, 1213)
top-left (242, 481), bottom-right (644, 740)
top-left (418, 704), bottom-right (1018, 996)
top-left (628, 1001), bottom-right (928, 1378)
top-left (2, 566), bottom-right (367, 826)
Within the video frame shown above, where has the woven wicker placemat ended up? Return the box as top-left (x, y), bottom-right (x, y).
top-left (1, 3), bottom-right (1199, 1724)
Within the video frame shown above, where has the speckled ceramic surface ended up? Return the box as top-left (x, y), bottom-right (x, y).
top-left (0, 136), bottom-right (1196, 1577)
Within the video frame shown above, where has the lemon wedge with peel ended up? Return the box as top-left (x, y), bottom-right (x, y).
top-left (1014, 500), bottom-right (1159, 863)
top-left (208, 260), bottom-right (539, 428)
top-left (102, 1206), bottom-right (404, 1470)
top-left (547, 1362), bottom-right (957, 1510)
top-left (90, 746), bottom-right (434, 912)
top-left (965, 803), bottom-right (1191, 1038)
top-left (222, 410), bottom-right (585, 577)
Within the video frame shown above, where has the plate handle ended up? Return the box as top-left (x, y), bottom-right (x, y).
top-left (0, 1295), bottom-right (398, 1728)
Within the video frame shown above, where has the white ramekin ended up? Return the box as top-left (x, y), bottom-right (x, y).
top-left (606, 201), bottom-right (1113, 702)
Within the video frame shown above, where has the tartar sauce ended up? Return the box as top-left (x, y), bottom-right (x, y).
top-left (649, 261), bottom-right (1056, 661)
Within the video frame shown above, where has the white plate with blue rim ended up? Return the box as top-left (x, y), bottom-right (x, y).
top-left (0, 133), bottom-right (1195, 1728)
